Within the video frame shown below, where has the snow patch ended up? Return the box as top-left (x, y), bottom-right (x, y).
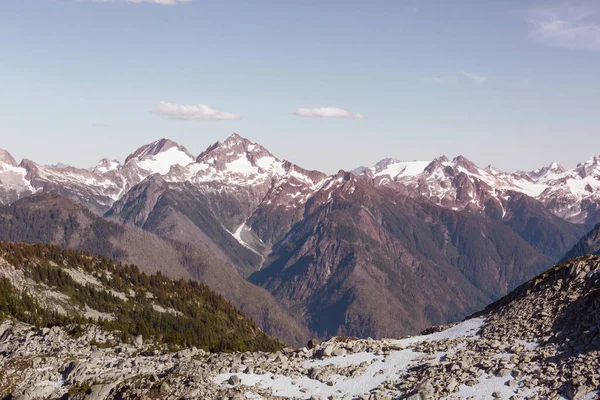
top-left (136, 147), bottom-right (194, 175)
top-left (215, 318), bottom-right (486, 399)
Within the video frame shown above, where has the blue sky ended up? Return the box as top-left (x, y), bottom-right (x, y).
top-left (1, 0), bottom-right (600, 173)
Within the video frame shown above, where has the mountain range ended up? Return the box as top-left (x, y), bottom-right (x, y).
top-left (1, 133), bottom-right (600, 341)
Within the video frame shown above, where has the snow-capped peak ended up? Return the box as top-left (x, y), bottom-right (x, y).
top-left (221, 132), bottom-right (252, 148)
top-left (484, 165), bottom-right (502, 176)
top-left (198, 133), bottom-right (273, 163)
top-left (94, 159), bottom-right (121, 174)
top-left (125, 139), bottom-right (194, 164)
top-left (576, 155), bottom-right (600, 178)
top-left (526, 161), bottom-right (566, 181)
top-left (357, 158), bottom-right (431, 180)
top-left (183, 134), bottom-right (286, 186)
top-left (124, 139), bottom-right (195, 176)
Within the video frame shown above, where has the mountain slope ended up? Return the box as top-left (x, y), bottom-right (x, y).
top-left (562, 222), bottom-right (600, 261)
top-left (0, 194), bottom-right (310, 345)
top-left (250, 172), bottom-right (564, 338)
top-left (106, 176), bottom-right (264, 277)
top-left (502, 191), bottom-right (586, 260)
top-left (0, 241), bottom-right (281, 352)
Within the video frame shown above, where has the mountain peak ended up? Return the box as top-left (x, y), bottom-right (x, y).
top-left (223, 132), bottom-right (247, 143)
top-left (373, 158), bottom-right (398, 169)
top-left (424, 155), bottom-right (449, 173)
top-left (125, 138), bottom-right (193, 165)
top-left (576, 154), bottom-right (600, 178)
top-left (94, 158), bottom-right (121, 174)
top-left (544, 161), bottom-right (565, 173)
top-left (197, 133), bottom-right (274, 165)
top-left (0, 149), bottom-right (17, 166)
top-left (432, 155), bottom-right (450, 164)
top-left (452, 155), bottom-right (477, 167)
top-left (528, 161), bottom-right (567, 180)
top-left (484, 165), bottom-right (502, 175)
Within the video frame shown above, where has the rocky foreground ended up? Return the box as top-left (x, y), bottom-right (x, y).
top-left (2, 255), bottom-right (600, 400)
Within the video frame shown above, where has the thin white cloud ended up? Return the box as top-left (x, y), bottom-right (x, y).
top-left (527, 1), bottom-right (600, 51)
top-left (92, 123), bottom-right (109, 128)
top-left (294, 107), bottom-right (365, 119)
top-left (422, 76), bottom-right (457, 85)
top-left (89, 0), bottom-right (190, 5)
top-left (460, 70), bottom-right (489, 85)
top-left (154, 101), bottom-right (240, 121)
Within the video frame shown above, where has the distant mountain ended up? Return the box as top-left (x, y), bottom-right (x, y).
top-left (356, 154), bottom-right (600, 226)
top-left (3, 135), bottom-right (600, 226)
top-left (0, 138), bottom-right (196, 214)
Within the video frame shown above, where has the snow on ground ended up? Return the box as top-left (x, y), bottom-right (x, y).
top-left (230, 223), bottom-right (264, 258)
top-left (215, 318), bottom-right (486, 399)
top-left (390, 317), bottom-right (485, 347)
top-left (445, 373), bottom-right (536, 399)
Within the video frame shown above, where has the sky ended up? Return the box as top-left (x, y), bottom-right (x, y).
top-left (1, 0), bottom-right (600, 174)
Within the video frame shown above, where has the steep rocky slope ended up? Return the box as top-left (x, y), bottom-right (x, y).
top-left (563, 222), bottom-right (600, 261)
top-left (0, 194), bottom-right (309, 345)
top-left (3, 256), bottom-right (600, 399)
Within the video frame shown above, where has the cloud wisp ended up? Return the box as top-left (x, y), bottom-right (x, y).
top-left (422, 76), bottom-right (458, 85)
top-left (88, 0), bottom-right (191, 5)
top-left (294, 107), bottom-right (365, 119)
top-left (527, 1), bottom-right (600, 51)
top-left (460, 70), bottom-right (489, 85)
top-left (154, 101), bottom-right (240, 121)
top-left (422, 71), bottom-right (488, 85)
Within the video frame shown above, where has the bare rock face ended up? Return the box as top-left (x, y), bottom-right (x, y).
top-left (0, 149), bottom-right (17, 166)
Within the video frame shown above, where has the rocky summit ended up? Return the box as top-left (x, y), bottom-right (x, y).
top-left (2, 253), bottom-right (600, 399)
